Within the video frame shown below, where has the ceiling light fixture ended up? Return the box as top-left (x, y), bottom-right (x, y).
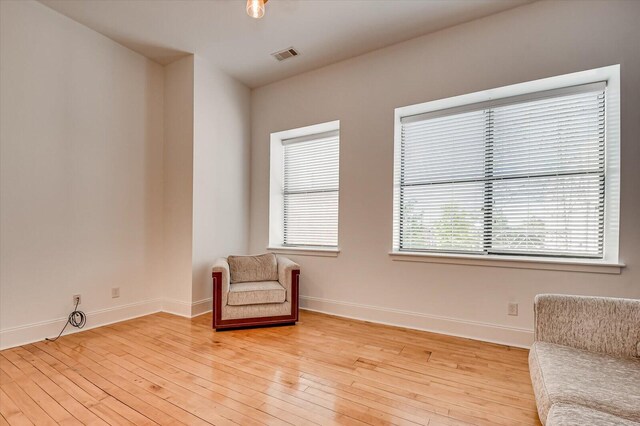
top-left (246, 0), bottom-right (268, 19)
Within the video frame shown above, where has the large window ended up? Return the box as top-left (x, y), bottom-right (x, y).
top-left (393, 67), bottom-right (620, 263)
top-left (269, 121), bottom-right (340, 250)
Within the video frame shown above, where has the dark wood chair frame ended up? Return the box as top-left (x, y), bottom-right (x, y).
top-left (212, 269), bottom-right (299, 330)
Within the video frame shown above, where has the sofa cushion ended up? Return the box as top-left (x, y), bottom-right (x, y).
top-left (228, 253), bottom-right (278, 283)
top-left (547, 403), bottom-right (640, 426)
top-left (529, 341), bottom-right (640, 424)
top-left (227, 281), bottom-right (286, 306)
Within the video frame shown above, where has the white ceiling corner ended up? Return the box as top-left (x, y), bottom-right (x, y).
top-left (38, 0), bottom-right (533, 88)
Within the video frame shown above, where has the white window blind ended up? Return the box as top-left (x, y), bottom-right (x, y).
top-left (396, 82), bottom-right (606, 258)
top-left (283, 130), bottom-right (339, 247)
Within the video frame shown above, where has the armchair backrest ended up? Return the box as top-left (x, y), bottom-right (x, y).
top-left (227, 253), bottom-right (278, 283)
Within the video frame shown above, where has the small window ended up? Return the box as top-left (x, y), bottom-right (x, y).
top-left (393, 66), bottom-right (620, 263)
top-left (269, 121), bottom-right (340, 249)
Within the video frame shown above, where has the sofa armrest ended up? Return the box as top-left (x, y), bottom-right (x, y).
top-left (212, 258), bottom-right (230, 307)
top-left (534, 294), bottom-right (640, 358)
top-left (277, 256), bottom-right (300, 302)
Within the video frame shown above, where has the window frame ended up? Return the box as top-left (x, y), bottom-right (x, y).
top-left (268, 120), bottom-right (341, 254)
top-left (392, 66), bottom-right (622, 272)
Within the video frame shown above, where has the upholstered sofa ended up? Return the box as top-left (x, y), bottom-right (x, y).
top-left (529, 294), bottom-right (640, 425)
top-left (211, 253), bottom-right (300, 330)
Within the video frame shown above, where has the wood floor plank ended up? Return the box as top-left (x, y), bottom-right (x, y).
top-left (86, 327), bottom-right (354, 425)
top-left (117, 313), bottom-right (537, 425)
top-left (0, 388), bottom-right (34, 426)
top-left (142, 312), bottom-right (535, 423)
top-left (0, 310), bottom-right (540, 425)
top-left (7, 347), bottom-right (109, 426)
top-left (1, 352), bottom-right (82, 426)
top-left (33, 341), bottom-right (209, 426)
top-left (51, 331), bottom-right (328, 426)
top-left (0, 382), bottom-right (57, 426)
top-left (131, 314), bottom-right (536, 424)
top-left (29, 343), bottom-right (204, 425)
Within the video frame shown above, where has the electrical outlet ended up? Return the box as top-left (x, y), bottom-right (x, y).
top-left (73, 294), bottom-right (81, 305)
top-left (111, 287), bottom-right (120, 298)
top-left (508, 302), bottom-right (518, 316)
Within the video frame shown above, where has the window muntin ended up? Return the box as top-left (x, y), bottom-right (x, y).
top-left (397, 83), bottom-right (606, 259)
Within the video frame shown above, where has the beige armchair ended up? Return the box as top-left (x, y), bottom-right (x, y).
top-left (211, 253), bottom-right (300, 330)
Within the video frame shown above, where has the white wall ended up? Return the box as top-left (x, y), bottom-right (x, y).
top-left (163, 55), bottom-right (251, 317)
top-left (192, 57), bottom-right (251, 315)
top-left (0, 3), bottom-right (252, 346)
top-left (162, 55), bottom-right (195, 314)
top-left (249, 0), bottom-right (640, 347)
top-left (0, 0), bottom-right (165, 348)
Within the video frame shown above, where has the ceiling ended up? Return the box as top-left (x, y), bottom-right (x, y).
top-left (40, 0), bottom-right (532, 88)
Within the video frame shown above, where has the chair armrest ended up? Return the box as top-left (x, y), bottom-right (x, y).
top-left (277, 256), bottom-right (300, 302)
top-left (212, 258), bottom-right (230, 308)
top-left (534, 294), bottom-right (640, 358)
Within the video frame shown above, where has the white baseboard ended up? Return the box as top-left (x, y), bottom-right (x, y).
top-left (160, 298), bottom-right (192, 317)
top-left (300, 295), bottom-right (534, 348)
top-left (1, 295), bottom-right (533, 351)
top-left (191, 297), bottom-right (212, 317)
top-left (0, 298), bottom-right (163, 351)
top-left (161, 297), bottom-right (212, 318)
top-left (0, 296), bottom-right (215, 350)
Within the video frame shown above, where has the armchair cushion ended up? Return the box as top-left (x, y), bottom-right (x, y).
top-left (228, 253), bottom-right (278, 283)
top-left (227, 281), bottom-right (286, 306)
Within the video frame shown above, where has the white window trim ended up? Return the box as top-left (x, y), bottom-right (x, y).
top-left (391, 65), bottom-right (622, 272)
top-left (269, 120), bottom-right (341, 254)
top-left (267, 246), bottom-right (340, 257)
top-left (389, 251), bottom-right (624, 274)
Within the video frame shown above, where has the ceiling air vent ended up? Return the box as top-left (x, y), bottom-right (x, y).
top-left (271, 47), bottom-right (300, 62)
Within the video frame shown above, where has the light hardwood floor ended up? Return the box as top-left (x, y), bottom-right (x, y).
top-left (0, 310), bottom-right (540, 425)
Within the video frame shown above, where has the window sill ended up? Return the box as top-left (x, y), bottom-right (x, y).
top-left (268, 246), bottom-right (340, 257)
top-left (389, 251), bottom-right (624, 274)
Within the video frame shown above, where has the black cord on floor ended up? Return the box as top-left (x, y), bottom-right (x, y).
top-left (46, 300), bottom-right (86, 342)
